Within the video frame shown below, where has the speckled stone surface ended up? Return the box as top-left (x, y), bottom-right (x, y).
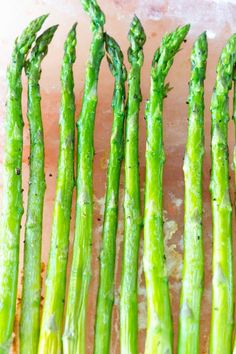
top-left (0, 1), bottom-right (236, 353)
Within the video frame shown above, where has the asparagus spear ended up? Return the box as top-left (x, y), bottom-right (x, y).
top-left (19, 25), bottom-right (58, 354)
top-left (94, 34), bottom-right (127, 354)
top-left (0, 15), bottom-right (48, 353)
top-left (233, 67), bottom-right (236, 354)
top-left (233, 68), bottom-right (236, 204)
top-left (120, 16), bottom-right (146, 354)
top-left (143, 25), bottom-right (190, 354)
top-left (38, 24), bottom-right (77, 353)
top-left (62, 1), bottom-right (105, 353)
top-left (177, 32), bottom-right (207, 354)
top-left (233, 66), bottom-right (236, 354)
top-left (209, 34), bottom-right (236, 354)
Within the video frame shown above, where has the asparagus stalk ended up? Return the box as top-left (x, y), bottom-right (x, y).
top-left (120, 16), bottom-right (146, 354)
top-left (233, 66), bottom-right (236, 210)
top-left (177, 32), bottom-right (207, 354)
top-left (209, 34), bottom-right (236, 354)
top-left (0, 15), bottom-right (48, 353)
top-left (233, 68), bottom-right (236, 354)
top-left (19, 25), bottom-right (58, 354)
top-left (94, 34), bottom-right (127, 354)
top-left (143, 25), bottom-right (190, 354)
top-left (38, 24), bottom-right (77, 353)
top-left (62, 1), bottom-right (105, 353)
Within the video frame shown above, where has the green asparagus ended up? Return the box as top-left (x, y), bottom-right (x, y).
top-left (94, 34), bottom-right (127, 354)
top-left (233, 68), bottom-right (236, 354)
top-left (120, 16), bottom-right (146, 354)
top-left (177, 32), bottom-right (207, 354)
top-left (0, 15), bottom-right (48, 353)
top-left (62, 1), bottom-right (105, 353)
top-left (38, 24), bottom-right (77, 353)
top-left (19, 25), bottom-right (58, 354)
top-left (233, 67), bottom-right (236, 201)
top-left (143, 25), bottom-right (190, 354)
top-left (209, 34), bottom-right (236, 354)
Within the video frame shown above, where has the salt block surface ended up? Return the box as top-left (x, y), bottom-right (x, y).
top-left (0, 0), bottom-right (236, 353)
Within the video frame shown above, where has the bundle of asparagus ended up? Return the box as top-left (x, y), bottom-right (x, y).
top-left (1, 1), bottom-right (236, 354)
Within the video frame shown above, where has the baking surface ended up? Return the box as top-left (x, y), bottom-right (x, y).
top-left (0, 0), bottom-right (236, 353)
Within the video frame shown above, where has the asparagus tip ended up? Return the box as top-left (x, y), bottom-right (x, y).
top-left (167, 23), bottom-right (190, 46)
top-left (71, 22), bottom-right (78, 30)
top-left (105, 33), bottom-right (127, 81)
top-left (128, 15), bottom-right (146, 49)
top-left (81, 0), bottom-right (105, 29)
top-left (128, 15), bottom-right (146, 64)
top-left (31, 13), bottom-right (49, 25)
top-left (26, 13), bottom-right (49, 33)
top-left (196, 31), bottom-right (207, 43)
top-left (181, 23), bottom-right (191, 36)
top-left (30, 24), bottom-right (58, 60)
top-left (16, 14), bottom-right (49, 55)
top-left (63, 23), bottom-right (77, 65)
top-left (192, 31), bottom-right (208, 60)
top-left (66, 22), bottom-right (77, 40)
